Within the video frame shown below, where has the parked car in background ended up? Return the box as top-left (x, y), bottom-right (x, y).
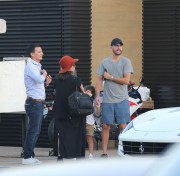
top-left (118, 107), bottom-right (180, 156)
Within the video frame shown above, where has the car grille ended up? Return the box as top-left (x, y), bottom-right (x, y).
top-left (122, 141), bottom-right (172, 155)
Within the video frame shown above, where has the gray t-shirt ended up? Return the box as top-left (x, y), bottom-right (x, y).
top-left (97, 56), bottom-right (133, 103)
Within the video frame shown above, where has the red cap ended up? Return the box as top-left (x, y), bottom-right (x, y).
top-left (59, 55), bottom-right (79, 73)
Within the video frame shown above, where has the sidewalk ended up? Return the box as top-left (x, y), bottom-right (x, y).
top-left (0, 145), bottom-right (118, 168)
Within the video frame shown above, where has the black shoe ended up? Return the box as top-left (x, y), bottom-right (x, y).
top-left (57, 156), bottom-right (63, 161)
top-left (101, 154), bottom-right (108, 158)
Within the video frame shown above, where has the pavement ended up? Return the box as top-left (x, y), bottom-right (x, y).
top-left (0, 146), bottom-right (159, 176)
top-left (0, 144), bottom-right (118, 169)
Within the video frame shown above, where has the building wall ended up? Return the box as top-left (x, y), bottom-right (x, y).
top-left (91, 0), bottom-right (142, 85)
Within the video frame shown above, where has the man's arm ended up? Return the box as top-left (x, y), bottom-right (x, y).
top-left (27, 66), bottom-right (46, 83)
top-left (45, 75), bottom-right (52, 87)
top-left (103, 72), bottom-right (131, 85)
top-left (95, 75), bottom-right (103, 106)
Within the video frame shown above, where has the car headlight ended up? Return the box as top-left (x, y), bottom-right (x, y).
top-left (121, 121), bottom-right (133, 134)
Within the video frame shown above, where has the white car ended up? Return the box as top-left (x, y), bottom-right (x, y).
top-left (118, 107), bottom-right (180, 156)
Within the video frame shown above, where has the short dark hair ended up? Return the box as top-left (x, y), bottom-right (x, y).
top-left (26, 43), bottom-right (41, 57)
top-left (84, 85), bottom-right (95, 99)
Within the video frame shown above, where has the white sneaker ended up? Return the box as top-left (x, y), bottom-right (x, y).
top-left (22, 157), bottom-right (42, 165)
top-left (89, 153), bottom-right (94, 159)
top-left (33, 157), bottom-right (42, 163)
top-left (63, 158), bottom-right (77, 161)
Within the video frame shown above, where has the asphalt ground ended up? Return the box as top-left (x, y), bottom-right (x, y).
top-left (0, 143), bottom-right (118, 169)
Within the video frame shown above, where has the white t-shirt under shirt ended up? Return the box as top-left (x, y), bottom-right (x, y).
top-left (86, 113), bottom-right (95, 125)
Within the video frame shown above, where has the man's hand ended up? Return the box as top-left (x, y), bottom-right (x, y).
top-left (45, 75), bottom-right (52, 86)
top-left (41, 69), bottom-right (47, 78)
top-left (103, 72), bottom-right (111, 80)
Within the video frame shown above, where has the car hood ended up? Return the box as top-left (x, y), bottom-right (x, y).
top-left (133, 107), bottom-right (180, 132)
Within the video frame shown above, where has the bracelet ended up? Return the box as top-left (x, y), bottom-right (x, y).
top-left (110, 76), bottom-right (114, 81)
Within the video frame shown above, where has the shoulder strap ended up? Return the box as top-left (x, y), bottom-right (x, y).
top-left (73, 76), bottom-right (78, 91)
top-left (75, 76), bottom-right (78, 91)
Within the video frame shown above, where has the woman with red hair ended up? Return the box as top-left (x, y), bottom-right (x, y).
top-left (53, 55), bottom-right (86, 160)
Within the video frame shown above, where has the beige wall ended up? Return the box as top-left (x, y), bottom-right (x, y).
top-left (91, 0), bottom-right (142, 85)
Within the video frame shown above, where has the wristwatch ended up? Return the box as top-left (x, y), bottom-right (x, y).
top-left (110, 75), bottom-right (114, 81)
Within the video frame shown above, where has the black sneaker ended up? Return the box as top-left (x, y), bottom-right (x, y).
top-left (57, 156), bottom-right (63, 161)
top-left (101, 154), bottom-right (108, 158)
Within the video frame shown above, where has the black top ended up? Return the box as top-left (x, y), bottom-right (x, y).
top-left (53, 74), bottom-right (81, 119)
top-left (52, 73), bottom-right (86, 158)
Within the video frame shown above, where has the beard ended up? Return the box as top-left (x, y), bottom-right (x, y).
top-left (113, 49), bottom-right (122, 56)
top-left (114, 53), bottom-right (121, 56)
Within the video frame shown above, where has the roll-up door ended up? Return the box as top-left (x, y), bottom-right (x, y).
top-left (0, 0), bottom-right (91, 147)
top-left (143, 0), bottom-right (180, 108)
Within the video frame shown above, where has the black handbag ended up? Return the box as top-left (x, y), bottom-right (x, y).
top-left (68, 77), bottom-right (94, 117)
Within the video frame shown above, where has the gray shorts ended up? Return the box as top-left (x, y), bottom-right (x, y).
top-left (101, 100), bottom-right (130, 125)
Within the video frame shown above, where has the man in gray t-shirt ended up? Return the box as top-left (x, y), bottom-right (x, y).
top-left (96, 38), bottom-right (133, 157)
